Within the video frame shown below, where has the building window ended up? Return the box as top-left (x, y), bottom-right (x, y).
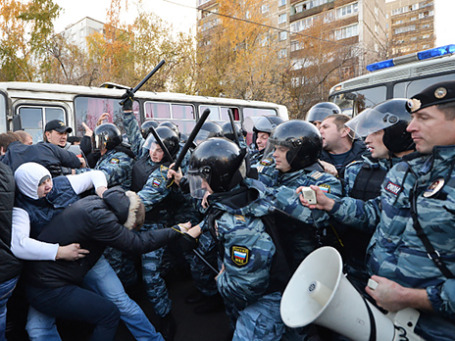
top-left (394, 25), bottom-right (416, 34)
top-left (278, 13), bottom-right (287, 24)
top-left (335, 24), bottom-right (358, 40)
top-left (337, 2), bottom-right (358, 18)
top-left (278, 49), bottom-right (287, 59)
top-left (292, 58), bottom-right (304, 70)
top-left (294, 3), bottom-right (304, 14)
top-left (279, 0), bottom-right (286, 7)
top-left (261, 4), bottom-right (269, 13)
top-left (279, 31), bottom-right (288, 41)
top-left (291, 40), bottom-right (303, 51)
top-left (290, 16), bottom-right (313, 32)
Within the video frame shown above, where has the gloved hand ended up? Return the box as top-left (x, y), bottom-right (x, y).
top-left (48, 164), bottom-right (63, 177)
top-left (121, 89), bottom-right (135, 111)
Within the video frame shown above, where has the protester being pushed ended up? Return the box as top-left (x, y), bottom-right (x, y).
top-left (24, 185), bottom-right (198, 341)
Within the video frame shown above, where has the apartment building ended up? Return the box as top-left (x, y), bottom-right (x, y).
top-left (386, 0), bottom-right (435, 57)
top-left (61, 17), bottom-right (105, 52)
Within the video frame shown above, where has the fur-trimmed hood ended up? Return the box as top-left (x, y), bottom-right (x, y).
top-left (102, 187), bottom-right (142, 229)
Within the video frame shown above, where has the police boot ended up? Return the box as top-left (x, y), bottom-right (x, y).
top-left (193, 293), bottom-right (224, 314)
top-left (158, 312), bottom-right (176, 341)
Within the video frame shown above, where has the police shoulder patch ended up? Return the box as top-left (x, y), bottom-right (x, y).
top-left (260, 158), bottom-right (273, 166)
top-left (310, 171), bottom-right (323, 180)
top-left (230, 245), bottom-right (250, 267)
top-left (385, 181), bottom-right (400, 195)
top-left (152, 178), bottom-right (162, 188)
top-left (110, 158), bottom-right (120, 164)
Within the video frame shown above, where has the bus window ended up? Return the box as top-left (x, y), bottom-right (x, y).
top-left (330, 86), bottom-right (387, 116)
top-left (74, 96), bottom-right (139, 136)
top-left (243, 108), bottom-right (277, 119)
top-left (171, 104), bottom-right (194, 119)
top-left (0, 91), bottom-right (6, 133)
top-left (145, 102), bottom-right (171, 119)
top-left (394, 74), bottom-right (455, 98)
top-left (17, 106), bottom-right (66, 143)
top-left (200, 105), bottom-right (221, 121)
top-left (220, 107), bottom-right (240, 121)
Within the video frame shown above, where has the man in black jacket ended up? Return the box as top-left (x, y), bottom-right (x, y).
top-left (0, 162), bottom-right (21, 339)
top-left (24, 187), bottom-right (195, 341)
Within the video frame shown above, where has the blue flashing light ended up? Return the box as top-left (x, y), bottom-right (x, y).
top-left (417, 44), bottom-right (455, 60)
top-left (366, 45), bottom-right (455, 72)
top-left (366, 59), bottom-right (394, 72)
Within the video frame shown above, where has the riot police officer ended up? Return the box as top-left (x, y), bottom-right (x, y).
top-left (249, 116), bottom-right (284, 167)
top-left (188, 137), bottom-right (286, 341)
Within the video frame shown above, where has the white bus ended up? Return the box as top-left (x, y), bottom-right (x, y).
top-left (0, 82), bottom-right (288, 143)
top-left (328, 45), bottom-right (455, 116)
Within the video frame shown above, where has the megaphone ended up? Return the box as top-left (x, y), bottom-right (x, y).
top-left (280, 246), bottom-right (425, 341)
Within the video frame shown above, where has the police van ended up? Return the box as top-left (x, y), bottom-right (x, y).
top-left (0, 82), bottom-right (288, 143)
top-left (328, 44), bottom-right (455, 116)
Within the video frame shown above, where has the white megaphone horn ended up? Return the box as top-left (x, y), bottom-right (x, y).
top-left (280, 246), bottom-right (425, 341)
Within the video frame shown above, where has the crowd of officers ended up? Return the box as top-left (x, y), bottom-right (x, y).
top-left (1, 80), bottom-right (455, 341)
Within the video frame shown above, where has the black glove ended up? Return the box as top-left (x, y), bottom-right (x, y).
top-left (121, 89), bottom-right (134, 111)
top-left (47, 164), bottom-right (63, 177)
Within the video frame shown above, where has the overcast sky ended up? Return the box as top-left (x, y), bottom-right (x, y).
top-left (53, 0), bottom-right (197, 35)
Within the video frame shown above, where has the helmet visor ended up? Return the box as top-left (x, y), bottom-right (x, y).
top-left (345, 108), bottom-right (406, 138)
top-left (187, 166), bottom-right (211, 199)
top-left (94, 134), bottom-right (106, 151)
top-left (143, 133), bottom-right (158, 150)
top-left (194, 129), bottom-right (212, 145)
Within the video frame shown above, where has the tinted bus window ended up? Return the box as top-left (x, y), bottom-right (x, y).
top-left (220, 107), bottom-right (240, 121)
top-left (74, 96), bottom-right (140, 136)
top-left (200, 105), bottom-right (221, 121)
top-left (330, 85), bottom-right (387, 116)
top-left (243, 108), bottom-right (277, 119)
top-left (18, 106), bottom-right (65, 143)
top-left (0, 92), bottom-right (6, 133)
top-left (145, 102), bottom-right (171, 119)
top-left (393, 74), bottom-right (455, 98)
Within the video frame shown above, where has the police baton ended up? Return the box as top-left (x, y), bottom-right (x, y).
top-left (193, 249), bottom-right (219, 275)
top-left (148, 124), bottom-right (175, 165)
top-left (228, 108), bottom-right (241, 148)
top-left (119, 60), bottom-right (166, 106)
top-left (168, 108), bottom-right (211, 176)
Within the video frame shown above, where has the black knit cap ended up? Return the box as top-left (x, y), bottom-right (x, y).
top-left (408, 81), bottom-right (455, 113)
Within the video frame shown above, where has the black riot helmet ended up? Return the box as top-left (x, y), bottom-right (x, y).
top-left (188, 137), bottom-right (247, 198)
top-left (94, 123), bottom-right (122, 151)
top-left (346, 98), bottom-right (415, 154)
top-left (143, 126), bottom-right (180, 162)
top-left (267, 120), bottom-right (322, 170)
top-left (221, 122), bottom-right (246, 142)
top-left (306, 102), bottom-right (341, 124)
top-left (251, 116), bottom-right (284, 147)
top-left (159, 121), bottom-right (180, 137)
top-left (194, 121), bottom-right (224, 145)
top-left (140, 120), bottom-right (159, 139)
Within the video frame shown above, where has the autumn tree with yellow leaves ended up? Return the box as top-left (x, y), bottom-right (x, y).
top-left (196, 0), bottom-right (290, 105)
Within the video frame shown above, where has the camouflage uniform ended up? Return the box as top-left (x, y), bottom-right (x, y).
top-left (204, 179), bottom-right (286, 341)
top-left (258, 163), bottom-right (343, 271)
top-left (340, 156), bottom-right (399, 291)
top-left (95, 148), bottom-right (137, 287)
top-left (94, 149), bottom-right (134, 190)
top-left (329, 147), bottom-right (455, 340)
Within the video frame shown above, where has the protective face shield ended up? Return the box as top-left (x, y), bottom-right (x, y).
top-left (194, 121), bottom-right (223, 145)
top-left (244, 116), bottom-right (284, 149)
top-left (93, 123), bottom-right (122, 152)
top-left (187, 166), bottom-right (211, 199)
top-left (142, 126), bottom-right (179, 162)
